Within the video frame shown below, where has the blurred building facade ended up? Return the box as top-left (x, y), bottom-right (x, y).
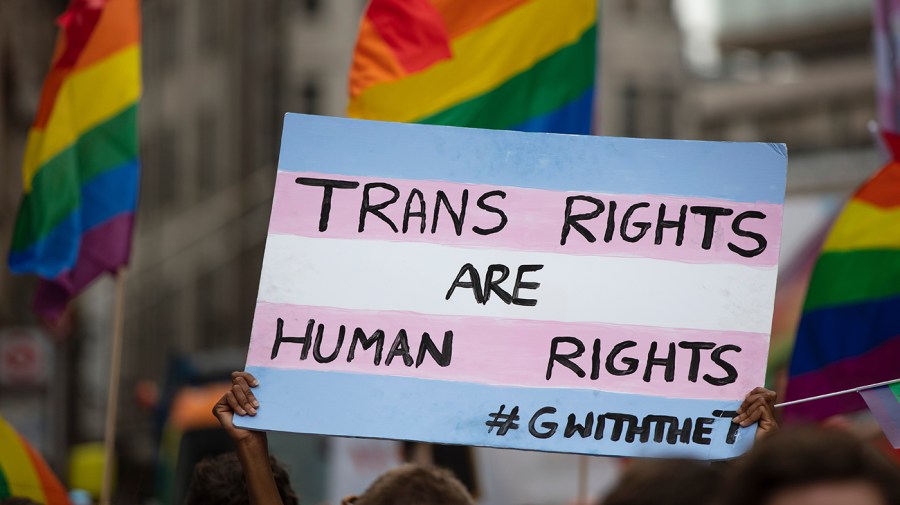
top-left (600, 0), bottom-right (685, 138)
top-left (688, 0), bottom-right (877, 195)
top-left (0, 0), bottom-right (366, 480)
top-left (685, 0), bottom-right (881, 374)
top-left (119, 0), bottom-right (366, 444)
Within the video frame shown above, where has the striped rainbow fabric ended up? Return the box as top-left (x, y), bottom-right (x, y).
top-left (785, 130), bottom-right (900, 421)
top-left (0, 416), bottom-right (71, 504)
top-left (7, 0), bottom-right (141, 320)
top-left (348, 0), bottom-right (597, 134)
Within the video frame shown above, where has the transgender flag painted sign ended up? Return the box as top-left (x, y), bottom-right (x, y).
top-left (236, 114), bottom-right (788, 460)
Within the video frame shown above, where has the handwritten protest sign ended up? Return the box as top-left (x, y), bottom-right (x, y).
top-left (236, 114), bottom-right (787, 459)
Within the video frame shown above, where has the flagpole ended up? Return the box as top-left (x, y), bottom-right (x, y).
top-left (577, 455), bottom-right (589, 503)
top-left (775, 378), bottom-right (900, 409)
top-left (100, 269), bottom-right (127, 505)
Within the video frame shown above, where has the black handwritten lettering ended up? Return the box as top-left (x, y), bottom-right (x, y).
top-left (590, 338), bottom-right (602, 380)
top-left (606, 341), bottom-right (639, 376)
top-left (528, 407), bottom-right (558, 439)
top-left (713, 410), bottom-right (741, 444)
top-left (604, 201), bottom-right (617, 243)
top-left (385, 329), bottom-right (414, 366)
top-left (666, 417), bottom-right (693, 444)
top-left (295, 177), bottom-right (360, 232)
top-left (359, 182), bottom-right (400, 233)
top-left (402, 188), bottom-right (427, 233)
top-left (546, 336), bottom-right (586, 380)
top-left (692, 417), bottom-right (714, 445)
top-left (728, 211), bottom-right (768, 257)
top-left (704, 345), bottom-right (741, 386)
top-left (312, 323), bottom-right (344, 363)
top-left (561, 195), bottom-right (604, 245)
top-left (690, 206), bottom-right (734, 249)
top-left (678, 341), bottom-right (716, 383)
top-left (620, 202), bottom-right (652, 242)
top-left (445, 263), bottom-right (484, 304)
top-left (416, 331), bottom-right (453, 367)
top-left (643, 342), bottom-right (676, 382)
top-left (483, 264), bottom-right (513, 304)
top-left (347, 328), bottom-right (385, 365)
top-left (432, 190), bottom-right (468, 236)
top-left (512, 264), bottom-right (543, 306)
top-left (270, 317), bottom-right (312, 360)
top-left (473, 190), bottom-right (508, 235)
top-left (564, 413), bottom-right (595, 439)
top-left (654, 204), bottom-right (687, 246)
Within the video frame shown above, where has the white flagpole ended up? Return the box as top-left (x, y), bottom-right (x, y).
top-left (775, 378), bottom-right (900, 408)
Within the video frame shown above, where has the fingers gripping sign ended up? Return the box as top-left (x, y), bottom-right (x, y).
top-left (213, 371), bottom-right (263, 443)
top-left (733, 387), bottom-right (778, 440)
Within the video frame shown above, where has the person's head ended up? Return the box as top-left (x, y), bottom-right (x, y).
top-left (344, 464), bottom-right (475, 505)
top-left (601, 458), bottom-right (723, 505)
top-left (183, 451), bottom-right (298, 505)
top-left (725, 428), bottom-right (900, 505)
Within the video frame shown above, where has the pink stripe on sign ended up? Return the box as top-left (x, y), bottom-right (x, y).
top-left (247, 302), bottom-right (769, 400)
top-left (270, 172), bottom-right (782, 266)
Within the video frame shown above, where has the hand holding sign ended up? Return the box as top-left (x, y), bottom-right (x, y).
top-left (734, 387), bottom-right (779, 440)
top-left (213, 371), bottom-right (262, 444)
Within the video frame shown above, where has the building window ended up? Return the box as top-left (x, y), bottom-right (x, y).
top-left (304, 0), bottom-right (320, 17)
top-left (658, 84), bottom-right (675, 139)
top-left (159, 3), bottom-right (181, 73)
top-left (622, 81), bottom-right (639, 137)
top-left (622, 0), bottom-right (638, 19)
top-left (300, 78), bottom-right (320, 115)
top-left (158, 128), bottom-right (179, 206)
top-left (197, 112), bottom-right (218, 196)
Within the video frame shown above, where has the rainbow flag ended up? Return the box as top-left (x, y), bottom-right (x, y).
top-left (0, 416), bottom-right (71, 504)
top-left (784, 130), bottom-right (900, 421)
top-left (348, 0), bottom-right (597, 134)
top-left (860, 382), bottom-right (900, 448)
top-left (7, 0), bottom-right (141, 321)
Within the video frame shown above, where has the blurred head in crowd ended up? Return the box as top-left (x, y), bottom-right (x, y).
top-left (726, 428), bottom-right (900, 505)
top-left (343, 464), bottom-right (475, 505)
top-left (183, 451), bottom-right (298, 505)
top-left (600, 457), bottom-right (723, 505)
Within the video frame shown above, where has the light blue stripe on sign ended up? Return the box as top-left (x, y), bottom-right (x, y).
top-left (236, 367), bottom-right (756, 460)
top-left (277, 114), bottom-right (787, 203)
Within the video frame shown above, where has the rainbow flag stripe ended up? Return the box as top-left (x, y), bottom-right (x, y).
top-left (7, 0), bottom-right (141, 320)
top-left (348, 0), bottom-right (596, 134)
top-left (785, 131), bottom-right (900, 421)
top-left (0, 416), bottom-right (71, 504)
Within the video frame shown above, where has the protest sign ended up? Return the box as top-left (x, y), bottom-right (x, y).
top-left (236, 114), bottom-right (787, 459)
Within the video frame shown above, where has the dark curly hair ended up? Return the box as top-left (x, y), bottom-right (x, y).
top-left (352, 464), bottom-right (474, 505)
top-left (183, 451), bottom-right (299, 505)
top-left (725, 428), bottom-right (900, 505)
top-left (601, 458), bottom-right (724, 505)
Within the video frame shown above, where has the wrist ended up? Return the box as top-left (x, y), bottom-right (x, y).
top-left (236, 432), bottom-right (268, 452)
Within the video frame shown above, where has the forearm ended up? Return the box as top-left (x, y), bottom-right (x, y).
top-left (235, 434), bottom-right (283, 505)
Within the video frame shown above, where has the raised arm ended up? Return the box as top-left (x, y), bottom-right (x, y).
top-left (212, 371), bottom-right (284, 505)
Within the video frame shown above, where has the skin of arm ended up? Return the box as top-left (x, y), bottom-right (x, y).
top-left (212, 371), bottom-right (284, 505)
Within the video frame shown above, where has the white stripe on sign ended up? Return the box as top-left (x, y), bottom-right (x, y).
top-left (257, 234), bottom-right (778, 333)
